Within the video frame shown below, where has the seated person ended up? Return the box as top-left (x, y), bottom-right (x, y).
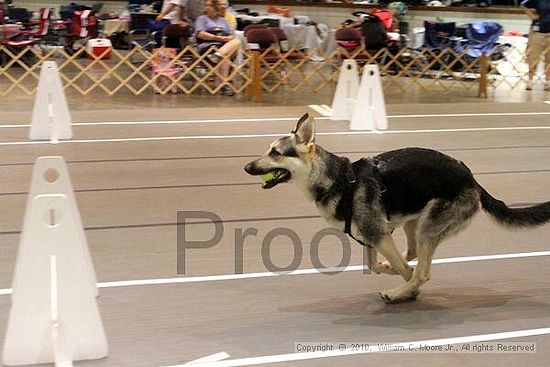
top-left (195, 0), bottom-right (241, 95)
top-left (220, 0), bottom-right (237, 32)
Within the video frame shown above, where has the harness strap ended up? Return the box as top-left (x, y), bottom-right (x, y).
top-left (343, 158), bottom-right (387, 247)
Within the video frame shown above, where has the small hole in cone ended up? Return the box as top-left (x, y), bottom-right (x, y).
top-left (44, 168), bottom-right (59, 183)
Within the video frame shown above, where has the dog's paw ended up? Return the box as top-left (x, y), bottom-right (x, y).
top-left (378, 291), bottom-right (393, 303)
top-left (379, 289), bottom-right (419, 304)
top-left (403, 266), bottom-right (414, 281)
top-left (372, 261), bottom-right (398, 275)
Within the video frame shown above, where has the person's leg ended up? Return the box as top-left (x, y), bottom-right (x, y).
top-left (149, 19), bottom-right (170, 47)
top-left (163, 24), bottom-right (192, 50)
top-left (217, 38), bottom-right (241, 57)
top-left (526, 31), bottom-right (543, 90)
top-left (218, 59), bottom-right (229, 79)
top-left (216, 39), bottom-right (241, 95)
top-left (199, 46), bottom-right (232, 95)
top-left (544, 35), bottom-right (550, 90)
top-left (207, 39), bottom-right (241, 63)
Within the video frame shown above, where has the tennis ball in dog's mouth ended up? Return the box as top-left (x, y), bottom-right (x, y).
top-left (261, 171), bottom-right (276, 182)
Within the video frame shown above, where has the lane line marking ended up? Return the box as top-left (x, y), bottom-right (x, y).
top-left (1, 111), bottom-right (550, 128)
top-left (1, 250), bottom-right (549, 296)
top-left (164, 327), bottom-right (550, 367)
top-left (1, 126), bottom-right (549, 146)
top-left (386, 112), bottom-right (550, 118)
top-left (186, 352), bottom-right (230, 365)
top-left (0, 199), bottom-right (544, 235)
top-left (0, 168), bottom-right (548, 197)
top-left (0, 144), bottom-right (549, 167)
top-left (0, 145), bottom-right (548, 168)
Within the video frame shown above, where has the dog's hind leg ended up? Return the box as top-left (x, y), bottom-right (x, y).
top-left (402, 219), bottom-right (418, 261)
top-left (379, 190), bottom-right (480, 303)
top-left (379, 240), bottom-right (436, 303)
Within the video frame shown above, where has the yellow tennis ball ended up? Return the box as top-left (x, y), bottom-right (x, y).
top-left (261, 171), bottom-right (276, 182)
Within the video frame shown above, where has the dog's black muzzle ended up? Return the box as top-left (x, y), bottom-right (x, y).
top-left (244, 161), bottom-right (262, 175)
top-left (244, 161), bottom-right (291, 189)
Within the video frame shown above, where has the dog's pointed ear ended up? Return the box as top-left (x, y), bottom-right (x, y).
top-left (292, 113), bottom-right (315, 145)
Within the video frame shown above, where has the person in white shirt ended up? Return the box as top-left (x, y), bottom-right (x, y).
top-left (156, 0), bottom-right (188, 25)
top-left (152, 0), bottom-right (191, 47)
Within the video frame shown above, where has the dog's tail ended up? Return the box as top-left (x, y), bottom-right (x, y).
top-left (478, 185), bottom-right (550, 227)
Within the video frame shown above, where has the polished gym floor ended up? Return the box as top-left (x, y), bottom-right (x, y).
top-left (0, 102), bottom-right (549, 366)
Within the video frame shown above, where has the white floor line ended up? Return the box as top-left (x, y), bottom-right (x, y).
top-left (1, 126), bottom-right (549, 147)
top-left (0, 117), bottom-right (312, 129)
top-left (164, 327), bottom-right (550, 367)
top-left (1, 250), bottom-right (549, 296)
top-left (384, 112), bottom-right (550, 119)
top-left (186, 352), bottom-right (230, 365)
top-left (1, 111), bottom-right (550, 129)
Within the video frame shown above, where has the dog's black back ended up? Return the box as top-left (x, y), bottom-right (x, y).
top-left (373, 148), bottom-right (476, 217)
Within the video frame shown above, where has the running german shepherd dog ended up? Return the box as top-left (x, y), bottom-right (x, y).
top-left (244, 113), bottom-right (550, 303)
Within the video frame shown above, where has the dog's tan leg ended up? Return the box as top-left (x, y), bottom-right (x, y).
top-left (370, 248), bottom-right (398, 276)
top-left (379, 241), bottom-right (435, 303)
top-left (373, 235), bottom-right (413, 281)
top-left (366, 247), bottom-right (377, 270)
top-left (380, 219), bottom-right (418, 271)
top-left (366, 247), bottom-right (395, 275)
top-left (402, 219), bottom-right (418, 261)
top-left (379, 191), bottom-right (479, 303)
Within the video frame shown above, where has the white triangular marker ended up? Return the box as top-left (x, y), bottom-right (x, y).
top-left (50, 255), bottom-right (75, 367)
top-left (14, 156), bottom-right (98, 297)
top-left (30, 61), bottom-right (72, 141)
top-left (3, 194), bottom-right (108, 366)
top-left (330, 59), bottom-right (359, 121)
top-left (350, 64), bottom-right (388, 131)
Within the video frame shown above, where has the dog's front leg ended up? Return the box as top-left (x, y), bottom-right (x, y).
top-left (373, 235), bottom-right (414, 281)
top-left (367, 242), bottom-right (399, 276)
top-left (365, 247), bottom-right (378, 272)
top-left (366, 247), bottom-right (387, 274)
top-left (380, 220), bottom-right (418, 271)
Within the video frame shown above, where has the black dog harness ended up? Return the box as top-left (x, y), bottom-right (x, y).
top-left (341, 158), bottom-right (387, 247)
